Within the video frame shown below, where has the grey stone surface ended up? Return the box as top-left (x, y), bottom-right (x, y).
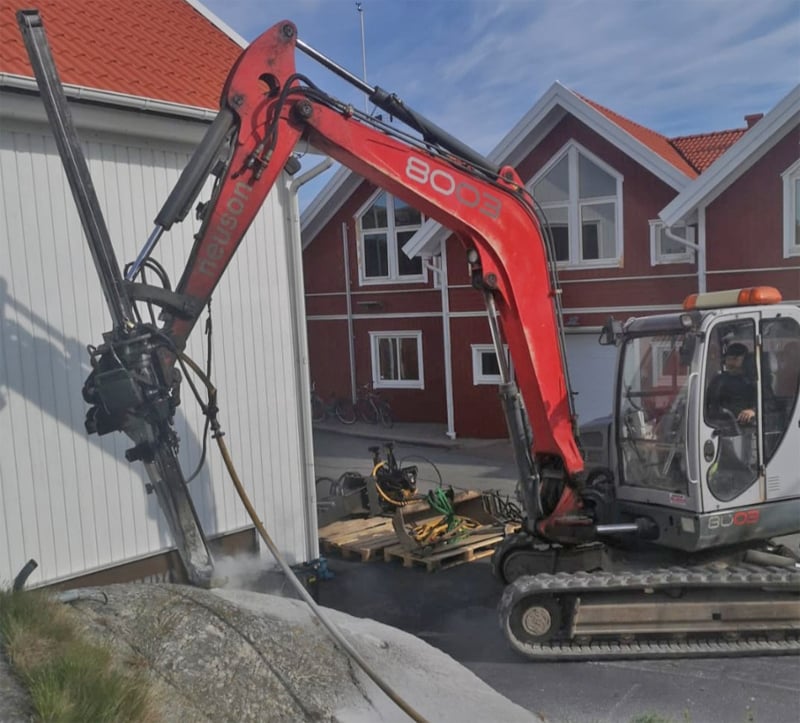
top-left (58, 582), bottom-right (533, 722)
top-left (68, 583), bottom-right (356, 722)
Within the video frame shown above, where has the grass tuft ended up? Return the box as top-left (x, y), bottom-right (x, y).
top-left (0, 587), bottom-right (155, 722)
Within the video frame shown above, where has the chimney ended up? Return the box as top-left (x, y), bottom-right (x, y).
top-left (744, 113), bottom-right (764, 129)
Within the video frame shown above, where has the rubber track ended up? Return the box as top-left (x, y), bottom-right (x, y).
top-left (500, 563), bottom-right (800, 660)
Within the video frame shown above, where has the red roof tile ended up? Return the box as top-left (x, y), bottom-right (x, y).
top-left (577, 93), bottom-right (700, 178)
top-left (0, 0), bottom-right (242, 110)
top-left (670, 129), bottom-right (747, 172)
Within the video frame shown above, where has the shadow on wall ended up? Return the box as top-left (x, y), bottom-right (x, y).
top-left (0, 276), bottom-right (217, 573)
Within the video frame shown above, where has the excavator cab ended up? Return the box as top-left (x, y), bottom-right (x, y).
top-left (603, 287), bottom-right (800, 552)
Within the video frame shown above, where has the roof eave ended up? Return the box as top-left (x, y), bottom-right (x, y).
top-left (300, 166), bottom-right (364, 248)
top-left (183, 0), bottom-right (248, 48)
top-left (554, 84), bottom-right (693, 190)
top-left (660, 84), bottom-right (800, 227)
top-left (0, 73), bottom-right (218, 120)
top-left (402, 220), bottom-right (449, 259)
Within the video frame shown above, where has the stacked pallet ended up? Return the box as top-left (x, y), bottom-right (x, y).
top-left (317, 490), bottom-right (509, 571)
top-left (382, 529), bottom-right (505, 571)
top-left (317, 516), bottom-right (398, 562)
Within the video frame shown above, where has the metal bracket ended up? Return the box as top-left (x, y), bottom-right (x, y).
top-left (123, 281), bottom-right (204, 319)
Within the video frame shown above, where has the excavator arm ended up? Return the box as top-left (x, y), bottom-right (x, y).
top-left (149, 21), bottom-right (590, 553)
top-left (163, 20), bottom-right (583, 474)
top-left (20, 15), bottom-right (586, 587)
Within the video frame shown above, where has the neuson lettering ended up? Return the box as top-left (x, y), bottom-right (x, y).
top-left (198, 182), bottom-right (252, 276)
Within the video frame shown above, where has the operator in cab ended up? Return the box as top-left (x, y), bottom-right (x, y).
top-left (706, 342), bottom-right (756, 425)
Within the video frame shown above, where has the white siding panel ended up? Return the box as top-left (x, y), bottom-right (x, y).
top-left (0, 120), bottom-right (312, 586)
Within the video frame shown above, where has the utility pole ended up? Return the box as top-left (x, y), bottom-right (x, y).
top-left (356, 1), bottom-right (368, 113)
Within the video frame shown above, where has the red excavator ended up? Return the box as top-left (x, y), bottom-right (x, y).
top-left (19, 13), bottom-right (800, 660)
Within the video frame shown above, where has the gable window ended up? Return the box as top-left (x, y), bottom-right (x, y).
top-left (649, 220), bottom-right (696, 265)
top-left (782, 158), bottom-right (800, 258)
top-left (471, 344), bottom-right (512, 385)
top-left (531, 142), bottom-right (623, 268)
top-left (370, 331), bottom-right (424, 389)
top-left (358, 191), bottom-right (426, 284)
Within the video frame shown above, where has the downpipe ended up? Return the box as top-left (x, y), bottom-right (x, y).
top-left (12, 559), bottom-right (38, 591)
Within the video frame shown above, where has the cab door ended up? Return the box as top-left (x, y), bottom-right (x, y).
top-left (699, 314), bottom-right (762, 511)
top-left (760, 311), bottom-right (800, 501)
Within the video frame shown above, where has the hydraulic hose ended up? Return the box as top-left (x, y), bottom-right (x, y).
top-left (179, 354), bottom-right (429, 723)
top-left (214, 434), bottom-right (428, 723)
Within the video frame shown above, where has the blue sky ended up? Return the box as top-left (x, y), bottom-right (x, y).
top-left (201, 0), bottom-right (799, 204)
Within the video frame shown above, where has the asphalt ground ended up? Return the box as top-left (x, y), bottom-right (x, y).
top-left (312, 425), bottom-right (800, 723)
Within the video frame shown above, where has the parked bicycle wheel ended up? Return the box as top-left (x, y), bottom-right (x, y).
top-left (355, 396), bottom-right (379, 424)
top-left (310, 393), bottom-right (326, 423)
top-left (335, 397), bottom-right (357, 424)
top-left (377, 400), bottom-right (393, 428)
top-left (315, 476), bottom-right (336, 498)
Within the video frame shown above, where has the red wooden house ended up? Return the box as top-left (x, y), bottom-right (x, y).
top-left (301, 82), bottom-right (800, 439)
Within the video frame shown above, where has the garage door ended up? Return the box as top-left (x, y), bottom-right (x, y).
top-left (564, 332), bottom-right (617, 425)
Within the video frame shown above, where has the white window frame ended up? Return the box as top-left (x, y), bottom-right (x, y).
top-left (370, 330), bottom-right (425, 389)
top-left (471, 344), bottom-right (511, 385)
top-left (782, 157), bottom-right (800, 258)
top-left (356, 190), bottom-right (427, 285)
top-left (649, 220), bottom-right (696, 265)
top-left (529, 140), bottom-right (624, 269)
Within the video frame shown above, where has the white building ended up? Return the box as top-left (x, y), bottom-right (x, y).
top-left (0, 0), bottom-right (317, 587)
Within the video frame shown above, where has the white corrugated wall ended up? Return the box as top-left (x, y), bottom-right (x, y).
top-left (0, 102), bottom-right (316, 586)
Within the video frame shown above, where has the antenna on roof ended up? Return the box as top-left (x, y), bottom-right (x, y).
top-left (356, 1), bottom-right (368, 113)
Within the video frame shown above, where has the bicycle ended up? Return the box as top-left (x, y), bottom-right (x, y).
top-left (354, 382), bottom-right (394, 428)
top-left (310, 382), bottom-right (356, 424)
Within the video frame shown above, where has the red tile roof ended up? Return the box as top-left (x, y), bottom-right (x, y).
top-left (577, 93), bottom-right (700, 178)
top-left (0, 0), bottom-right (242, 110)
top-left (670, 129), bottom-right (747, 172)
top-left (577, 92), bottom-right (749, 177)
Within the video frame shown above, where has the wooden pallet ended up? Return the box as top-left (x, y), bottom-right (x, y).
top-left (318, 490), bottom-right (506, 565)
top-left (382, 528), bottom-right (505, 572)
top-left (318, 516), bottom-right (399, 562)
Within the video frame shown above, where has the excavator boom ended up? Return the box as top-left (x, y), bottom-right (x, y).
top-left (161, 21), bottom-right (582, 477)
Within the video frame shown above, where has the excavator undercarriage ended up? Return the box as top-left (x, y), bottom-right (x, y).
top-left (500, 560), bottom-right (800, 660)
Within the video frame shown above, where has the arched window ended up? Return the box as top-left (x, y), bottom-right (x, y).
top-left (357, 191), bottom-right (425, 284)
top-left (531, 142), bottom-right (623, 267)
